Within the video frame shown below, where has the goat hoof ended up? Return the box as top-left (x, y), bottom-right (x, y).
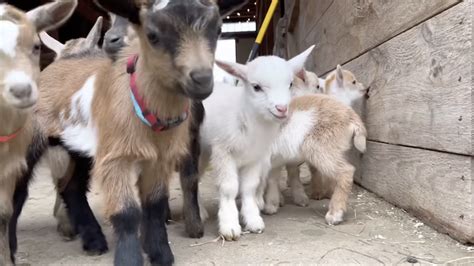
top-left (185, 221), bottom-right (204, 238)
top-left (57, 223), bottom-right (77, 241)
top-left (263, 203), bottom-right (279, 215)
top-left (219, 223), bottom-right (241, 241)
top-left (244, 216), bottom-right (265, 234)
top-left (325, 210), bottom-right (344, 225)
top-left (311, 190), bottom-right (331, 200)
top-left (148, 246), bottom-right (174, 266)
top-left (82, 232), bottom-right (108, 255)
top-left (293, 193), bottom-right (309, 207)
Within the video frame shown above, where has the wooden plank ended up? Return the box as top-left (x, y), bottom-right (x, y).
top-left (285, 0), bottom-right (333, 58)
top-left (342, 2), bottom-right (472, 155)
top-left (357, 141), bottom-right (473, 244)
top-left (298, 0), bottom-right (460, 74)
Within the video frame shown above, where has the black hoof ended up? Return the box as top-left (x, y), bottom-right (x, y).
top-left (185, 220), bottom-right (204, 238)
top-left (82, 229), bottom-right (109, 255)
top-left (148, 244), bottom-right (174, 266)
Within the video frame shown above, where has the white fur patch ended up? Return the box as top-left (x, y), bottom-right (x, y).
top-left (0, 20), bottom-right (19, 57)
top-left (4, 70), bottom-right (34, 88)
top-left (61, 75), bottom-right (98, 157)
top-left (153, 0), bottom-right (170, 11)
top-left (271, 109), bottom-right (315, 166)
top-left (330, 88), bottom-right (361, 106)
top-left (0, 4), bottom-right (6, 16)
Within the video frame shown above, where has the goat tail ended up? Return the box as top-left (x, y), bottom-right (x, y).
top-left (350, 114), bottom-right (367, 153)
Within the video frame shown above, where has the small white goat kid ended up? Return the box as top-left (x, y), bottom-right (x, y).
top-left (199, 45), bottom-right (315, 240)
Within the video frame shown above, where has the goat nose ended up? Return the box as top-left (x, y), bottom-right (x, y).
top-left (190, 69), bottom-right (213, 88)
top-left (10, 84), bottom-right (32, 99)
top-left (275, 105), bottom-right (288, 113)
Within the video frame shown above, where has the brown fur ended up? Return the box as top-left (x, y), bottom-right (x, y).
top-left (290, 94), bottom-right (366, 224)
top-left (0, 1), bottom-right (77, 263)
top-left (38, 38), bottom-right (191, 218)
top-left (0, 7), bottom-right (43, 265)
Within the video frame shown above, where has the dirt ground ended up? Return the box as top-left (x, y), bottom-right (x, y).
top-left (14, 165), bottom-right (473, 265)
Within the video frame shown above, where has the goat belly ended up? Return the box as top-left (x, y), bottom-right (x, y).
top-left (59, 75), bottom-right (98, 157)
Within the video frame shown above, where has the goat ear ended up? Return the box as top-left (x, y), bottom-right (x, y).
top-left (216, 60), bottom-right (248, 82)
top-left (288, 45), bottom-right (315, 77)
top-left (217, 0), bottom-right (249, 18)
top-left (295, 68), bottom-right (307, 82)
top-left (84, 16), bottom-right (103, 49)
top-left (336, 64), bottom-right (344, 87)
top-left (94, 0), bottom-right (140, 25)
top-left (27, 0), bottom-right (77, 32)
top-left (39, 31), bottom-right (64, 55)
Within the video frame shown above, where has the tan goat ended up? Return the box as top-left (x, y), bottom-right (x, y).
top-left (37, 16), bottom-right (106, 241)
top-left (32, 0), bottom-right (246, 264)
top-left (284, 66), bottom-right (368, 206)
top-left (263, 70), bottom-right (367, 225)
top-left (0, 1), bottom-right (77, 264)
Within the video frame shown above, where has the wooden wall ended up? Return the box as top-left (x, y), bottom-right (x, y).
top-left (276, 0), bottom-right (473, 243)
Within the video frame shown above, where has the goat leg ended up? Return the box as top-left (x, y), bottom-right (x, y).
top-left (179, 101), bottom-right (205, 238)
top-left (140, 186), bottom-right (174, 266)
top-left (9, 133), bottom-right (47, 263)
top-left (60, 154), bottom-right (108, 255)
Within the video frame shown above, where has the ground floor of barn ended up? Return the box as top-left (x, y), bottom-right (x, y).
top-left (15, 165), bottom-right (472, 265)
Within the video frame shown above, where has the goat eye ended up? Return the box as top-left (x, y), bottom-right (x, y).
top-left (352, 80), bottom-right (356, 85)
top-left (316, 85), bottom-right (320, 89)
top-left (32, 43), bottom-right (41, 55)
top-left (252, 84), bottom-right (262, 92)
top-left (290, 82), bottom-right (293, 87)
top-left (147, 32), bottom-right (160, 45)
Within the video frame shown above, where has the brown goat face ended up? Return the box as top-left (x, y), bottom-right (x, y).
top-left (0, 1), bottom-right (76, 109)
top-left (95, 0), bottom-right (249, 100)
top-left (0, 5), bottom-right (41, 109)
top-left (140, 0), bottom-right (222, 100)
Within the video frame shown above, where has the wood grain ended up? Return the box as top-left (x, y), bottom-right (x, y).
top-left (285, 0), bottom-right (333, 59)
top-left (357, 141), bottom-right (473, 243)
top-left (343, 2), bottom-right (472, 155)
top-left (297, 0), bottom-right (460, 74)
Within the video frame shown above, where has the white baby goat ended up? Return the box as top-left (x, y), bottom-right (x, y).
top-left (199, 45), bottom-right (315, 240)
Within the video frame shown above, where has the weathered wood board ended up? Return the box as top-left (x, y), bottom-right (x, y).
top-left (285, 0), bottom-right (333, 59)
top-left (299, 0), bottom-right (460, 74)
top-left (357, 141), bottom-right (473, 243)
top-left (341, 2), bottom-right (472, 155)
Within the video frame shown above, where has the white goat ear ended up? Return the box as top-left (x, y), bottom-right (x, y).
top-left (27, 0), bottom-right (77, 32)
top-left (215, 60), bottom-right (248, 82)
top-left (85, 16), bottom-right (103, 49)
top-left (336, 64), bottom-right (344, 87)
top-left (288, 45), bottom-right (315, 76)
top-left (39, 31), bottom-right (64, 55)
top-left (295, 68), bottom-right (306, 82)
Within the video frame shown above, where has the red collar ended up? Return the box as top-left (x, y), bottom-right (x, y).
top-left (0, 127), bottom-right (22, 143)
top-left (127, 55), bottom-right (189, 132)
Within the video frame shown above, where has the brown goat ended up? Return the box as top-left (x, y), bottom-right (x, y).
top-left (36, 16), bottom-right (106, 241)
top-left (31, 0), bottom-right (246, 265)
top-left (0, 1), bottom-right (77, 264)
